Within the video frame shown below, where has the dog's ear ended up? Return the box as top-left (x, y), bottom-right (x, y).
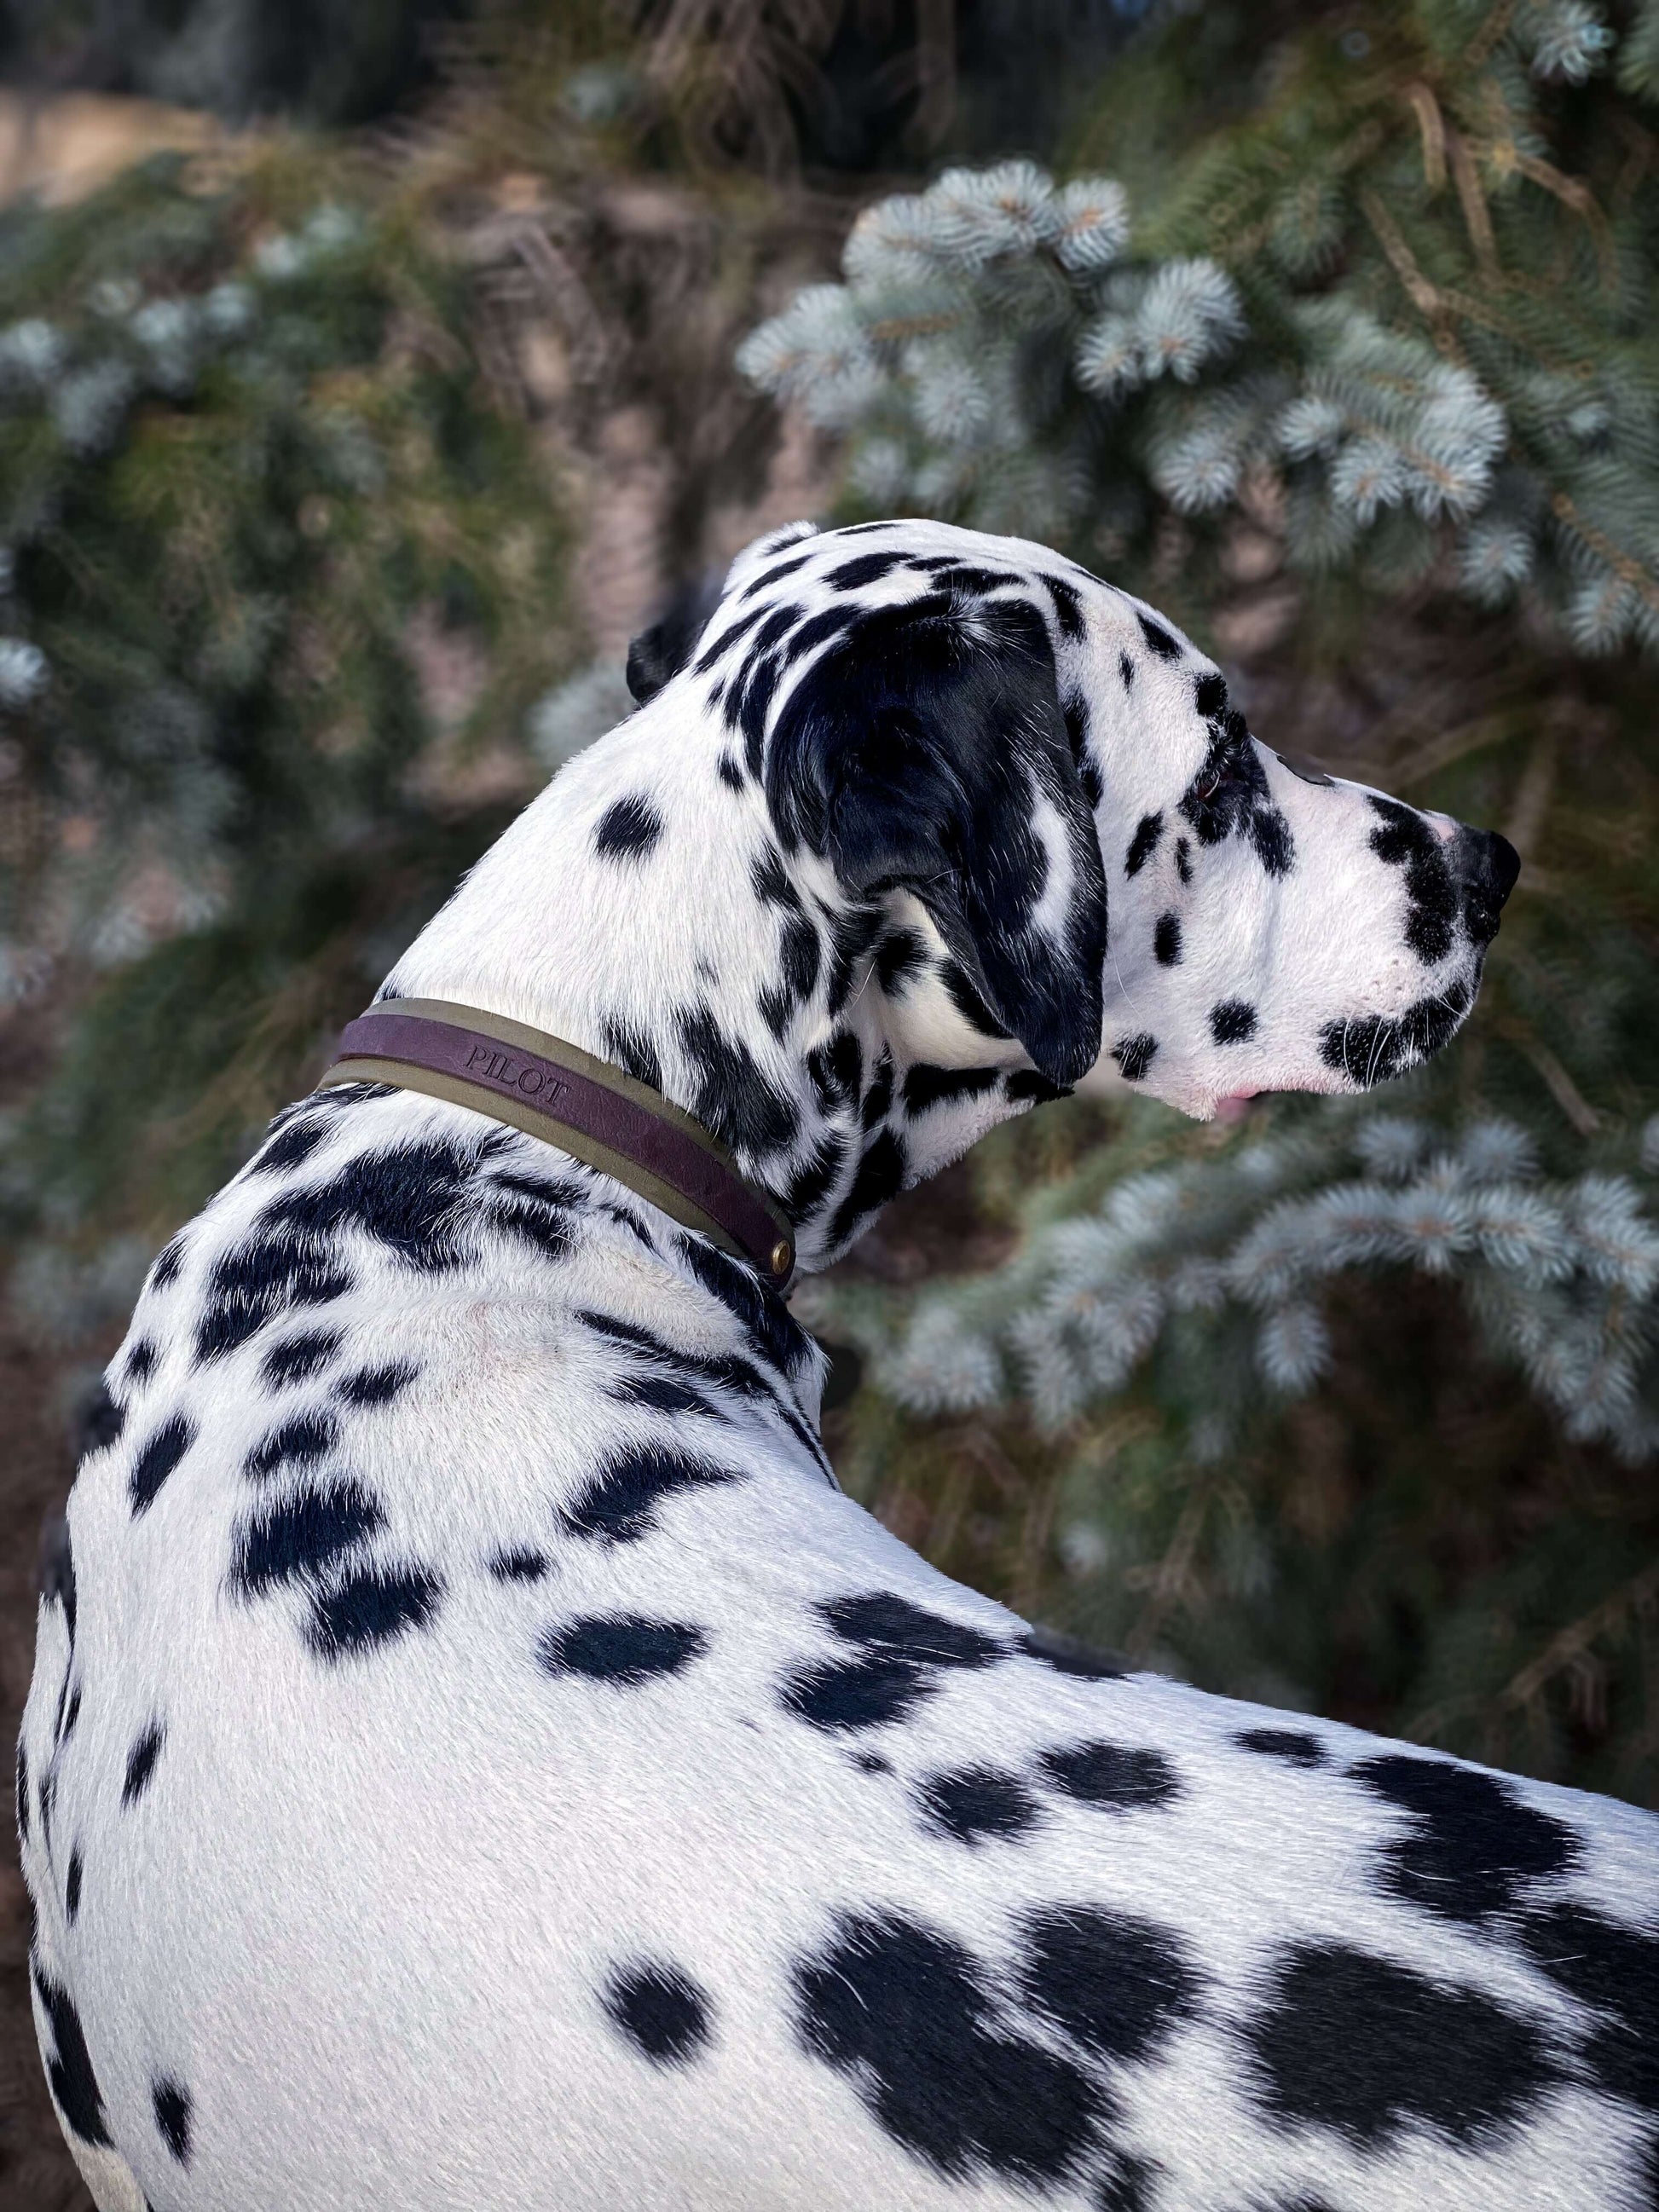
top-left (626, 575), bottom-right (726, 706)
top-left (766, 592), bottom-right (1107, 1086)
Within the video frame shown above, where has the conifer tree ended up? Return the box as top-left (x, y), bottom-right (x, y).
top-left (744, 0), bottom-right (1659, 1802)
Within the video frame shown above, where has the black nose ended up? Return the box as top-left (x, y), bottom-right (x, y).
top-left (1455, 826), bottom-right (1521, 946)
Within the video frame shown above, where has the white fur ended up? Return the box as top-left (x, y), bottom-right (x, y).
top-left (20, 522), bottom-right (1651, 2212)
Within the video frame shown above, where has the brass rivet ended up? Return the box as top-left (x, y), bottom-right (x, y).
top-left (771, 1239), bottom-right (794, 1278)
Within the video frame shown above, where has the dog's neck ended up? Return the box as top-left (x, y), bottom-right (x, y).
top-left (381, 690), bottom-right (1049, 1273)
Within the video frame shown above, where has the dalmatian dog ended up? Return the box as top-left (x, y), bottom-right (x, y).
top-left (21, 517), bottom-right (1657, 2212)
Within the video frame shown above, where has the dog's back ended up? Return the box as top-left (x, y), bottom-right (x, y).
top-left (23, 1087), bottom-right (1659, 2212)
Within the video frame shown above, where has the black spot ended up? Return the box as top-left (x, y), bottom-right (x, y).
top-left (195, 1228), bottom-right (351, 1361)
top-left (1317, 982), bottom-right (1471, 1088)
top-left (827, 550), bottom-right (909, 589)
top-left (1020, 1904), bottom-right (1204, 2063)
top-left (243, 1135), bottom-right (483, 1295)
top-left (902, 1064), bottom-right (1003, 1116)
top-left (807, 1030), bottom-right (863, 1112)
top-left (750, 846), bottom-right (803, 913)
top-left (739, 653), bottom-right (782, 777)
top-left (759, 915), bottom-right (821, 1037)
top-left (1124, 814), bottom-right (1163, 877)
top-left (600, 1016), bottom-right (663, 1094)
top-left (1368, 796), bottom-right (1458, 965)
top-left (1095, 2151), bottom-right (1160, 2212)
top-left (563, 1444), bottom-right (738, 1545)
top-left (860, 1048), bottom-right (895, 1130)
top-left (875, 927), bottom-right (928, 992)
top-left (675, 1004), bottom-right (799, 1157)
top-left (124, 1338), bottom-right (159, 1384)
top-left (1045, 575), bottom-right (1085, 639)
top-left (245, 1412), bottom-right (338, 1481)
top-left (123, 1720), bottom-right (164, 1807)
top-left (246, 1117), bottom-right (331, 1175)
top-left (65, 1848), bottom-right (82, 1923)
top-left (749, 603), bottom-right (803, 660)
top-left (673, 1233), bottom-right (814, 1377)
top-left (742, 548), bottom-right (813, 594)
top-left (940, 960), bottom-right (1013, 1042)
top-left (337, 1360), bottom-right (419, 1408)
top-left (917, 1766), bottom-right (1041, 1845)
top-left (1112, 1033), bottom-right (1158, 1082)
top-left (717, 751), bottom-right (745, 791)
top-left (57, 1684), bottom-right (81, 1747)
top-left (260, 1330), bottom-right (344, 1389)
top-left (309, 1564), bottom-right (442, 1657)
top-left (153, 2076), bottom-right (191, 2164)
top-left (777, 601), bottom-right (867, 669)
top-left (1242, 1940), bottom-right (1558, 2148)
top-left (1236, 1728), bottom-right (1327, 1767)
top-left (824, 902), bottom-right (881, 1017)
top-left (39, 1512), bottom-right (76, 1638)
top-left (1210, 999), bottom-right (1257, 1045)
top-left (1119, 652), bottom-right (1135, 689)
top-left (79, 1384), bottom-right (125, 1456)
top-left (794, 1911), bottom-right (1102, 2186)
top-left (691, 601), bottom-right (766, 674)
top-left (782, 1655), bottom-right (939, 1732)
top-left (540, 1614), bottom-right (706, 1685)
top-left (1174, 837), bottom-right (1192, 885)
top-left (1038, 1741), bottom-right (1182, 1811)
top-left (32, 1967), bottom-right (110, 2145)
top-left (1063, 695), bottom-right (1103, 809)
top-left (1251, 806), bottom-right (1295, 876)
top-left (1153, 912), bottom-right (1182, 966)
top-left (854, 1751), bottom-right (891, 1774)
top-left (488, 1546), bottom-right (549, 1582)
top-left (1519, 1901), bottom-right (1659, 2114)
top-left (484, 1171), bottom-right (577, 1266)
top-left (233, 1481), bottom-right (384, 1596)
top-left (148, 1235), bottom-right (186, 1290)
top-left (783, 1133), bottom-right (847, 1220)
top-left (1017, 1626), bottom-right (1127, 1679)
top-left (916, 561), bottom-right (1012, 594)
top-left (823, 1591), bottom-right (1009, 1669)
top-left (608, 1370), bottom-right (726, 1421)
top-left (827, 1128), bottom-right (907, 1249)
top-left (1006, 1070), bottom-right (1070, 1106)
top-left (15, 1743), bottom-right (27, 1843)
top-left (1194, 671), bottom-right (1228, 719)
top-left (603, 1961), bottom-right (713, 2064)
top-left (1350, 1753), bottom-right (1578, 1925)
top-left (130, 1414), bottom-right (195, 1516)
top-left (1136, 613), bottom-right (1182, 660)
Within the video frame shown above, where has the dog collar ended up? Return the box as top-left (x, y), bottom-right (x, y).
top-left (321, 998), bottom-right (797, 1291)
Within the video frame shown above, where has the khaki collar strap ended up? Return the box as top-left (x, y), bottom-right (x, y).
top-left (322, 997), bottom-right (796, 1291)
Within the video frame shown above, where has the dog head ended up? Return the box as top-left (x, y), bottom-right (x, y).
top-left (627, 520), bottom-right (1516, 1164)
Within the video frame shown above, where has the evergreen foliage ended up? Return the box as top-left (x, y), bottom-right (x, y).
top-left (742, 0), bottom-right (1659, 654)
top-left (0, 147), bottom-right (573, 1297)
top-left (750, 1), bottom-right (1659, 1803)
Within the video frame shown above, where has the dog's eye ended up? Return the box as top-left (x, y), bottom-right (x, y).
top-left (1196, 757), bottom-right (1242, 802)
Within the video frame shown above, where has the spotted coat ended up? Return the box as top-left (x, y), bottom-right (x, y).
top-left (21, 520), bottom-right (1652, 2212)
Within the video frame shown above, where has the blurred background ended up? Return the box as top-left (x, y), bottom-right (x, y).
top-left (0, 1), bottom-right (1656, 2198)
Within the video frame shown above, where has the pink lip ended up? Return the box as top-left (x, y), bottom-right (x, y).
top-left (1212, 1091), bottom-right (1257, 1125)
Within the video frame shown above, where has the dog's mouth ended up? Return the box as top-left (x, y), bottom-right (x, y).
top-left (1211, 1090), bottom-right (1258, 1125)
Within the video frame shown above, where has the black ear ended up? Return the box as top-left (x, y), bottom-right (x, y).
top-left (626, 575), bottom-right (726, 706)
top-left (766, 593), bottom-right (1107, 1087)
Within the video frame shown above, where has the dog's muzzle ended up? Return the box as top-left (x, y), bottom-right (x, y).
top-left (1455, 828), bottom-right (1521, 948)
